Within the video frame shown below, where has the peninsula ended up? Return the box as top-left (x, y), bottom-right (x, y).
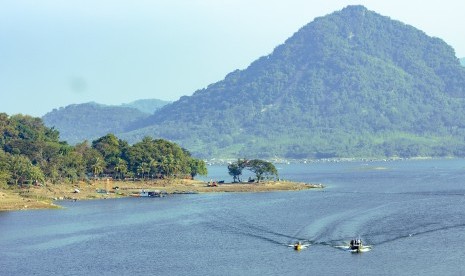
top-left (0, 179), bottom-right (323, 211)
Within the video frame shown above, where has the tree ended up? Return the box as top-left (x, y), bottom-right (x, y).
top-left (126, 137), bottom-right (199, 179)
top-left (113, 158), bottom-right (128, 180)
top-left (227, 159), bottom-right (247, 182)
top-left (8, 155), bottom-right (31, 185)
top-left (137, 162), bottom-right (150, 179)
top-left (60, 150), bottom-right (86, 182)
top-left (0, 150), bottom-right (11, 187)
top-left (244, 159), bottom-right (278, 183)
top-left (90, 157), bottom-right (105, 178)
top-left (0, 114), bottom-right (206, 184)
top-left (81, 147), bottom-right (104, 178)
top-left (92, 134), bottom-right (121, 174)
top-left (8, 155), bottom-right (44, 185)
top-left (189, 159), bottom-right (207, 179)
top-left (28, 164), bottom-right (45, 184)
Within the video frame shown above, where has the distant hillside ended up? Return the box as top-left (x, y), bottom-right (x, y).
top-left (42, 102), bottom-right (148, 144)
top-left (43, 99), bottom-right (170, 144)
top-left (120, 5), bottom-right (465, 159)
top-left (121, 99), bottom-right (171, 114)
top-left (461, 58), bottom-right (465, 66)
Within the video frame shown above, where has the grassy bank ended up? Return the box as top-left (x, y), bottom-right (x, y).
top-left (0, 179), bottom-right (323, 211)
top-left (0, 190), bottom-right (60, 211)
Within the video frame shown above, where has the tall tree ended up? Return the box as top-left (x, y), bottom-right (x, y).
top-left (92, 134), bottom-right (121, 174)
top-left (113, 158), bottom-right (128, 180)
top-left (189, 159), bottom-right (207, 179)
top-left (227, 159), bottom-right (247, 182)
top-left (89, 156), bottom-right (105, 178)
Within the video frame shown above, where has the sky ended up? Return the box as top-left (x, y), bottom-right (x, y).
top-left (1, 0), bottom-right (464, 117)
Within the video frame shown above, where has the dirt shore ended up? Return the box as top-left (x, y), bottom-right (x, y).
top-left (0, 179), bottom-right (323, 211)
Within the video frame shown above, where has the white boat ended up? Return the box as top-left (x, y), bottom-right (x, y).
top-left (348, 239), bottom-right (371, 253)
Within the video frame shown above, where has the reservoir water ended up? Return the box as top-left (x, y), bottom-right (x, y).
top-left (2, 159), bottom-right (465, 275)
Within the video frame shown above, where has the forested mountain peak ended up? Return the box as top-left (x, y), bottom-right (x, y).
top-left (121, 5), bottom-right (465, 159)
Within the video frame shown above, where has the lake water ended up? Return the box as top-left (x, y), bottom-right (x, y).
top-left (2, 159), bottom-right (465, 275)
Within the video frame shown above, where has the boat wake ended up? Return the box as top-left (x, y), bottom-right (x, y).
top-left (334, 244), bottom-right (372, 253)
top-left (289, 195), bottom-right (465, 251)
top-left (203, 195), bottom-right (465, 254)
top-left (205, 213), bottom-right (312, 248)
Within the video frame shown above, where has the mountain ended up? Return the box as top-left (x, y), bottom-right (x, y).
top-left (43, 99), bottom-right (170, 144)
top-left (118, 5), bottom-right (465, 159)
top-left (42, 102), bottom-right (147, 144)
top-left (461, 58), bottom-right (465, 67)
top-left (121, 99), bottom-right (171, 114)
top-left (120, 6), bottom-right (465, 159)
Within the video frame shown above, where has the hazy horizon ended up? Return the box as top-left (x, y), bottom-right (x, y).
top-left (2, 0), bottom-right (465, 117)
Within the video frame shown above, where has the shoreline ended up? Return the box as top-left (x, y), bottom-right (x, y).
top-left (0, 179), bottom-right (323, 212)
top-left (204, 156), bottom-right (455, 166)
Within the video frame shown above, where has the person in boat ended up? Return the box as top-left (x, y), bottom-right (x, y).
top-left (294, 241), bottom-right (302, 250)
top-left (350, 239), bottom-right (362, 248)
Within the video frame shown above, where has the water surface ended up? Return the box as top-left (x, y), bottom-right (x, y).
top-left (2, 159), bottom-right (465, 275)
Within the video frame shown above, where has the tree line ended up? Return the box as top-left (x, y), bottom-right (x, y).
top-left (0, 113), bottom-right (207, 187)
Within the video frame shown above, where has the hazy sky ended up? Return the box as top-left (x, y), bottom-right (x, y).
top-left (1, 0), bottom-right (464, 117)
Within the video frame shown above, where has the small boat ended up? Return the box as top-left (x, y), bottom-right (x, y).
top-left (294, 241), bottom-right (302, 251)
top-left (133, 190), bottom-right (166, 197)
top-left (349, 239), bottom-right (369, 253)
top-left (288, 241), bottom-right (310, 251)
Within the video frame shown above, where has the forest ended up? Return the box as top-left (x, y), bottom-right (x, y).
top-left (0, 113), bottom-right (207, 187)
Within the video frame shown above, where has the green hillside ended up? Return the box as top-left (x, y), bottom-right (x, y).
top-left (42, 100), bottom-right (170, 145)
top-left (42, 102), bottom-right (150, 144)
top-left (119, 5), bottom-right (465, 159)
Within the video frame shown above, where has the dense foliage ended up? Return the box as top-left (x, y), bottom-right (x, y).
top-left (42, 100), bottom-right (170, 145)
top-left (0, 113), bottom-right (206, 187)
top-left (115, 5), bottom-right (465, 159)
top-left (228, 159), bottom-right (278, 183)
